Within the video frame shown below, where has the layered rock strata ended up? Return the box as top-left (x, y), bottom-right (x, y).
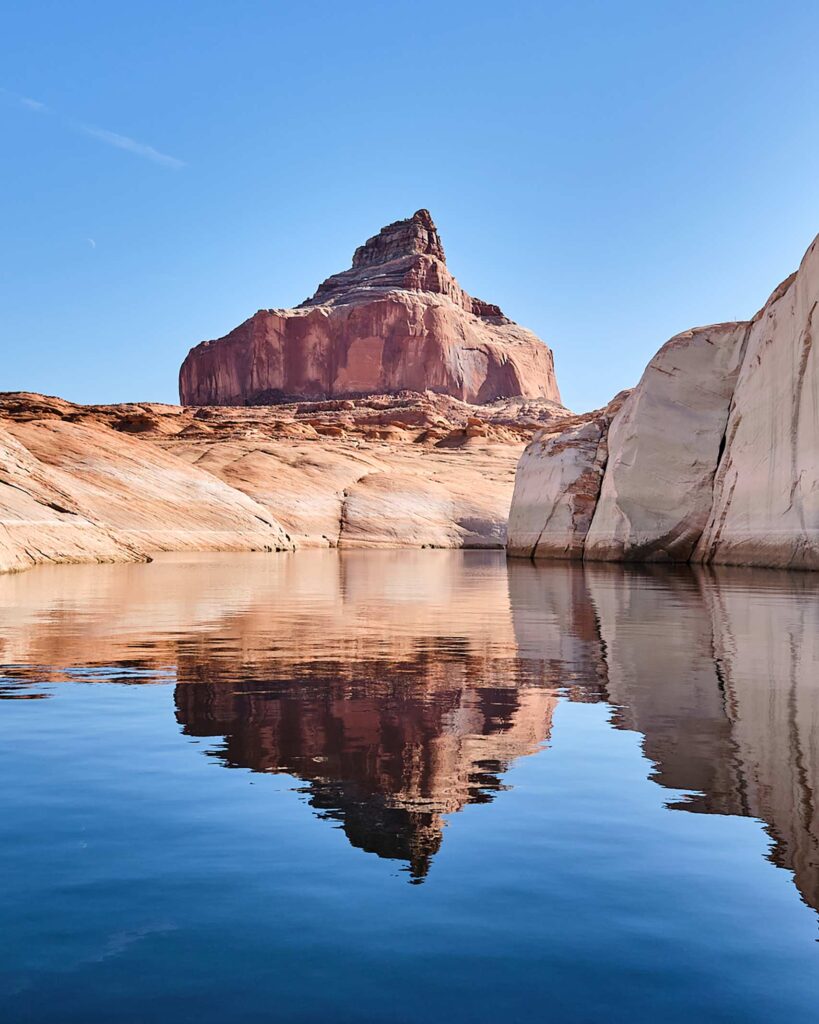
top-left (179, 210), bottom-right (561, 407)
top-left (0, 390), bottom-right (566, 574)
top-left (508, 232), bottom-right (819, 570)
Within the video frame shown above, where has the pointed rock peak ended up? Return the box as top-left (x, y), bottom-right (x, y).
top-left (300, 208), bottom-right (503, 313)
top-left (352, 209), bottom-right (446, 268)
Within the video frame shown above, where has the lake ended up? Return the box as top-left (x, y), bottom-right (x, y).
top-left (1, 550), bottom-right (818, 1023)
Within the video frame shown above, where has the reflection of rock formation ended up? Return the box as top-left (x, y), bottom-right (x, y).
top-left (509, 561), bottom-right (819, 914)
top-left (580, 566), bottom-right (742, 804)
top-left (0, 549), bottom-right (558, 882)
top-left (174, 655), bottom-right (557, 882)
top-left (1, 548), bottom-right (817, 907)
top-left (0, 550), bottom-right (521, 676)
top-left (703, 570), bottom-right (819, 913)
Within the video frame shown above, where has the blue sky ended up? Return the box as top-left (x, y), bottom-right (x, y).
top-left (2, 1), bottom-right (819, 412)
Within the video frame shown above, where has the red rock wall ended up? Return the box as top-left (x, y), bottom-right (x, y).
top-left (178, 209), bottom-right (562, 407)
top-left (180, 293), bottom-right (560, 406)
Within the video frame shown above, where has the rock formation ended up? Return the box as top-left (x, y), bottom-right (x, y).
top-left (0, 396), bottom-right (294, 574)
top-left (508, 232), bottom-right (819, 570)
top-left (506, 394), bottom-right (628, 560)
top-left (696, 247), bottom-right (818, 569)
top-left (0, 390), bottom-right (566, 574)
top-left (179, 209), bottom-right (561, 407)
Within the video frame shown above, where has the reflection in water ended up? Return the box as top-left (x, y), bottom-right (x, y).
top-left (512, 561), bottom-right (819, 915)
top-left (0, 551), bottom-right (817, 908)
top-left (175, 662), bottom-right (557, 882)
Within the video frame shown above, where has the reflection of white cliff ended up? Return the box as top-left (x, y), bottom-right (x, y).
top-left (706, 571), bottom-right (819, 913)
top-left (509, 560), bottom-right (819, 914)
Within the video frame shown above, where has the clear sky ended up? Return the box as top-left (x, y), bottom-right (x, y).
top-left (2, 1), bottom-right (819, 412)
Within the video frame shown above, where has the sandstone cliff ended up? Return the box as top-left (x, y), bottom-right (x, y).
top-left (508, 232), bottom-right (819, 570)
top-left (179, 210), bottom-right (561, 407)
top-left (0, 390), bottom-right (566, 574)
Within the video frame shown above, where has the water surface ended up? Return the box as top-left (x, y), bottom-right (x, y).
top-left (1, 550), bottom-right (818, 1022)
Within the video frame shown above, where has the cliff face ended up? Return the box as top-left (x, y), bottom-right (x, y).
top-left (0, 395), bottom-right (295, 574)
top-left (179, 210), bottom-right (561, 407)
top-left (696, 243), bottom-right (818, 568)
top-left (508, 232), bottom-right (819, 571)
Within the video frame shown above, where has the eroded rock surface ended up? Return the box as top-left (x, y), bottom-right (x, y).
top-left (0, 423), bottom-right (143, 573)
top-left (508, 231), bottom-right (819, 570)
top-left (583, 322), bottom-right (748, 562)
top-left (696, 238), bottom-right (819, 569)
top-left (179, 210), bottom-right (561, 407)
top-left (506, 397), bottom-right (626, 559)
top-left (0, 390), bottom-right (567, 573)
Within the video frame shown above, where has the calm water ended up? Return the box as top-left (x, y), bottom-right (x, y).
top-left (1, 550), bottom-right (818, 1023)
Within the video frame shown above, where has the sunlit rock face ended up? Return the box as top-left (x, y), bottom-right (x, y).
top-left (582, 322), bottom-right (748, 562)
top-left (0, 402), bottom-right (293, 574)
top-left (0, 391), bottom-right (571, 573)
top-left (506, 395), bottom-right (628, 559)
top-left (508, 231), bottom-right (819, 570)
top-left (178, 210), bottom-right (561, 407)
top-left (696, 239), bottom-right (819, 569)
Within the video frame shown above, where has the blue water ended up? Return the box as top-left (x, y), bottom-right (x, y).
top-left (1, 551), bottom-right (817, 1022)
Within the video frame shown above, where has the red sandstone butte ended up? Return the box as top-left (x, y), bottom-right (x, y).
top-left (178, 210), bottom-right (561, 406)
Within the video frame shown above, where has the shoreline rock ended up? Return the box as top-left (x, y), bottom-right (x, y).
top-left (508, 233), bottom-right (819, 571)
top-left (0, 390), bottom-right (567, 575)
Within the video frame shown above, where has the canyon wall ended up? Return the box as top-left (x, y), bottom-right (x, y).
top-left (508, 233), bottom-right (819, 570)
top-left (179, 210), bottom-right (561, 407)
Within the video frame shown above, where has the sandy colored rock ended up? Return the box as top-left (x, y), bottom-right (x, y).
top-left (696, 237), bottom-right (819, 568)
top-left (340, 467), bottom-right (507, 550)
top-left (506, 397), bottom-right (626, 559)
top-left (0, 390), bottom-right (568, 573)
top-left (509, 230), bottom-right (819, 571)
top-left (583, 322), bottom-right (748, 562)
top-left (0, 394), bottom-right (294, 573)
top-left (179, 210), bottom-right (561, 407)
top-left (0, 423), bottom-right (143, 574)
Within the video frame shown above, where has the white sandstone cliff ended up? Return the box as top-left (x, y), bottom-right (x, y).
top-left (508, 232), bottom-right (819, 570)
top-left (696, 238), bottom-right (819, 569)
